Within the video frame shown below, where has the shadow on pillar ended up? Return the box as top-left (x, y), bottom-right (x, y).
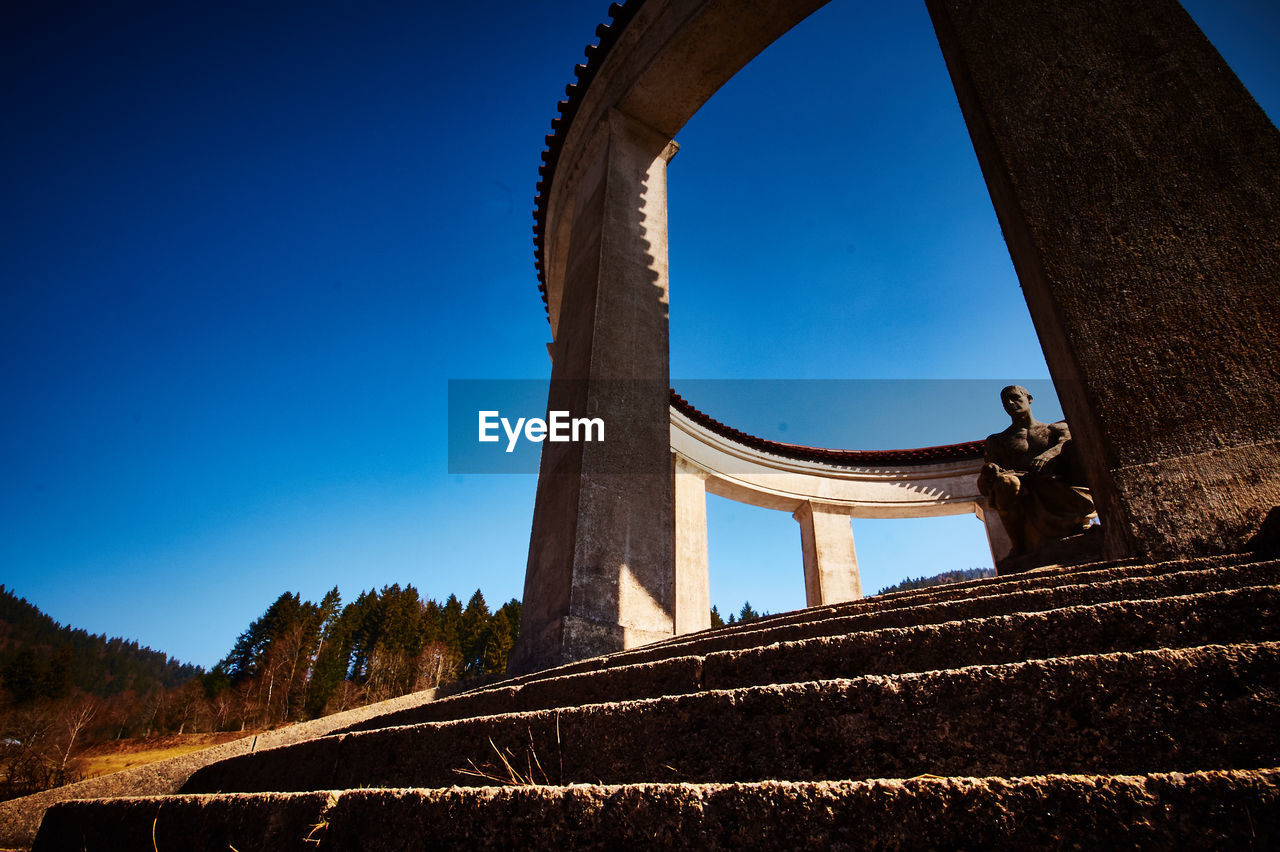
top-left (510, 112), bottom-right (680, 675)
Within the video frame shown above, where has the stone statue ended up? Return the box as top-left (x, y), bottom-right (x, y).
top-left (978, 385), bottom-right (1095, 561)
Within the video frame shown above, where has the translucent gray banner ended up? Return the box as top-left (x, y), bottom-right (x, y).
top-left (447, 379), bottom-right (1063, 474)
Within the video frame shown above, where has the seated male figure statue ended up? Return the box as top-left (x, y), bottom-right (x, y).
top-left (978, 385), bottom-right (1096, 561)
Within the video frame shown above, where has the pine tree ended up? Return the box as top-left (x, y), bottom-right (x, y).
top-left (440, 595), bottom-right (464, 659)
top-left (300, 587), bottom-right (344, 719)
top-left (352, 591), bottom-right (377, 681)
top-left (458, 590), bottom-right (491, 678)
top-left (480, 610), bottom-right (515, 674)
top-left (2, 647), bottom-right (41, 704)
top-left (372, 584), bottom-right (425, 697)
top-left (709, 606), bottom-right (724, 629)
top-left (420, 599), bottom-right (444, 646)
top-left (496, 599), bottom-right (521, 654)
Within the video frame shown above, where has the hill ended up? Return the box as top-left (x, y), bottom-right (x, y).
top-left (0, 585), bottom-right (199, 705)
top-left (875, 566), bottom-right (995, 596)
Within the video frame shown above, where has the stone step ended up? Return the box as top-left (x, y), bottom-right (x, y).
top-left (712, 552), bottom-right (1252, 638)
top-left (183, 642), bottom-right (1280, 795)
top-left (339, 584), bottom-right (1280, 731)
top-left (616, 556), bottom-right (1280, 667)
top-left (468, 554), bottom-right (1277, 690)
top-left (334, 560), bottom-right (1280, 732)
top-left (34, 769), bottom-right (1280, 851)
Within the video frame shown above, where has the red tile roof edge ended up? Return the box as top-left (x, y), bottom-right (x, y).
top-left (533, 1), bottom-right (646, 317)
top-left (670, 390), bottom-right (986, 466)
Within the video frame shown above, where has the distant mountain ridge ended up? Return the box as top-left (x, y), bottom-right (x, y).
top-left (0, 585), bottom-right (199, 704)
top-left (875, 567), bottom-right (995, 596)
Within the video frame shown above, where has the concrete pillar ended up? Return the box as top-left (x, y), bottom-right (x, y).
top-left (927, 0), bottom-right (1280, 560)
top-left (793, 502), bottom-right (863, 607)
top-left (672, 454), bottom-right (711, 635)
top-left (976, 499), bottom-right (1013, 566)
top-left (509, 111), bottom-right (680, 675)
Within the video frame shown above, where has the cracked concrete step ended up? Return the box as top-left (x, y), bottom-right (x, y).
top-left (34, 770), bottom-right (1280, 851)
top-left (339, 584), bottom-right (1280, 731)
top-left (467, 554), bottom-right (1278, 690)
top-left (183, 642), bottom-right (1280, 794)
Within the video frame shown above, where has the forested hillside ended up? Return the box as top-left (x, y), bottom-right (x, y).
top-left (0, 585), bottom-right (198, 703)
top-left (203, 585), bottom-right (520, 729)
top-left (876, 567), bottom-right (995, 595)
top-left (0, 583), bottom-right (519, 801)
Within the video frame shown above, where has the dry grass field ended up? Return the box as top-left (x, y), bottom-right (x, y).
top-left (72, 732), bottom-right (257, 780)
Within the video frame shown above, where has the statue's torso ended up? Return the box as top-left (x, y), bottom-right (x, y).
top-left (987, 422), bottom-right (1060, 471)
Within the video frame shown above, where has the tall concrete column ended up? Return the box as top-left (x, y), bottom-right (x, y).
top-left (793, 502), bottom-right (863, 607)
top-left (510, 111), bottom-right (680, 674)
top-left (672, 454), bottom-right (711, 635)
top-left (927, 0), bottom-right (1280, 559)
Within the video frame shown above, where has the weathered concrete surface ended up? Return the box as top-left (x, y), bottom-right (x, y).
top-left (184, 643), bottom-right (1280, 794)
top-left (37, 771), bottom-right (1279, 851)
top-left (0, 688), bottom-right (436, 849)
top-left (401, 553), bottom-right (1274, 709)
top-left (608, 553), bottom-right (1252, 664)
top-left (511, 111), bottom-right (679, 675)
top-left (539, 0), bottom-right (829, 326)
top-left (702, 585), bottom-right (1280, 690)
top-left (340, 584), bottom-right (1276, 732)
top-left (618, 558), bottom-right (1280, 664)
top-left (926, 0), bottom-right (1280, 559)
top-left (30, 792), bottom-right (333, 852)
top-left (341, 655), bottom-right (705, 732)
top-left (672, 454), bottom-right (711, 634)
top-left (524, 0), bottom-right (1280, 675)
top-left (489, 553), bottom-right (1261, 688)
top-left (794, 502), bottom-right (862, 606)
top-left (669, 405), bottom-right (986, 519)
top-left (25, 549), bottom-right (1280, 848)
top-left (299, 771), bottom-right (1280, 851)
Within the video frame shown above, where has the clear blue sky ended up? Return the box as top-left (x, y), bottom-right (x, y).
top-left (3, 1), bottom-right (1277, 668)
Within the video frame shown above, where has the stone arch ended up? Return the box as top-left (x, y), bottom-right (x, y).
top-left (511, 0), bottom-right (1280, 674)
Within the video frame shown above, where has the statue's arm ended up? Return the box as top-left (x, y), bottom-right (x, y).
top-left (978, 437), bottom-right (1002, 495)
top-left (1029, 422), bottom-right (1072, 472)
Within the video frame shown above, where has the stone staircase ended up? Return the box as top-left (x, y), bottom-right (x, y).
top-left (30, 553), bottom-right (1280, 849)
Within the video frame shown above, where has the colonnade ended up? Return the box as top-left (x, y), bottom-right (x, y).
top-left (670, 401), bottom-right (1010, 633)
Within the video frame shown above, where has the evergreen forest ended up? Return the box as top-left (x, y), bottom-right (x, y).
top-left (0, 583), bottom-right (517, 801)
top-left (876, 566), bottom-right (994, 595)
top-left (2, 565), bottom-right (985, 802)
top-left (203, 585), bottom-right (521, 729)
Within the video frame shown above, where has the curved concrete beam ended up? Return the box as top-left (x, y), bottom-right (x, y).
top-left (670, 405), bottom-right (984, 519)
top-left (543, 0), bottom-right (829, 338)
top-left (669, 403), bottom-right (1012, 616)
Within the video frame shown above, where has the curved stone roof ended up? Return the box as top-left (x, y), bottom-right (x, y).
top-left (533, 0), bottom-right (646, 315)
top-left (670, 391), bottom-right (985, 467)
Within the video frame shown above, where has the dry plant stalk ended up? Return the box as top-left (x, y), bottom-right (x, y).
top-left (453, 730), bottom-right (552, 787)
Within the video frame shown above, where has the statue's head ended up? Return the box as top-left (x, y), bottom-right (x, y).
top-left (1000, 385), bottom-right (1033, 418)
